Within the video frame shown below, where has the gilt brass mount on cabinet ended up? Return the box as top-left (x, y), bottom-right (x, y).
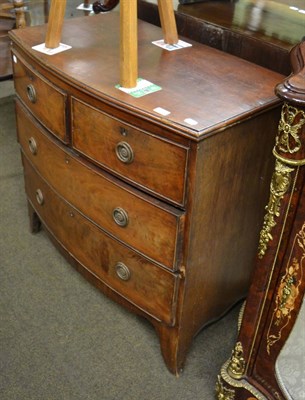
top-left (217, 40), bottom-right (305, 400)
top-left (9, 13), bottom-right (283, 374)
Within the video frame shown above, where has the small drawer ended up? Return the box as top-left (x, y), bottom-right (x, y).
top-left (23, 155), bottom-right (179, 326)
top-left (12, 51), bottom-right (67, 142)
top-left (71, 97), bottom-right (189, 206)
top-left (17, 101), bottom-right (185, 271)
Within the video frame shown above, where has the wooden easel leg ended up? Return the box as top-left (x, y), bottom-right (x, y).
top-left (45, 0), bottom-right (67, 49)
top-left (157, 0), bottom-right (178, 45)
top-left (120, 0), bottom-right (138, 88)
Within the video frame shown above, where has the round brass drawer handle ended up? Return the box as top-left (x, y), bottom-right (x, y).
top-left (115, 262), bottom-right (131, 281)
top-left (112, 207), bottom-right (129, 227)
top-left (28, 137), bottom-right (37, 155)
top-left (115, 141), bottom-right (134, 164)
top-left (35, 189), bottom-right (44, 205)
top-left (26, 84), bottom-right (37, 104)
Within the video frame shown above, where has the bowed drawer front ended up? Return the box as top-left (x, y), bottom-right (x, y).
top-left (12, 52), bottom-right (67, 142)
top-left (22, 155), bottom-right (179, 326)
top-left (71, 97), bottom-right (189, 206)
top-left (16, 101), bottom-right (184, 270)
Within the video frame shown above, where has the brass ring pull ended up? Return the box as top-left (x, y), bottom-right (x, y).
top-left (35, 189), bottom-right (44, 205)
top-left (112, 207), bottom-right (129, 227)
top-left (28, 137), bottom-right (37, 155)
top-left (115, 262), bottom-right (131, 281)
top-left (26, 84), bottom-right (37, 103)
top-left (115, 141), bottom-right (134, 164)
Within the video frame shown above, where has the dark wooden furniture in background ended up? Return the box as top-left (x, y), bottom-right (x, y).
top-left (10, 12), bottom-right (283, 374)
top-left (217, 40), bottom-right (305, 400)
top-left (138, 0), bottom-right (304, 76)
top-left (92, 0), bottom-right (120, 13)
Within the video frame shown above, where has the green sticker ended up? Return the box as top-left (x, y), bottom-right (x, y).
top-left (116, 78), bottom-right (162, 98)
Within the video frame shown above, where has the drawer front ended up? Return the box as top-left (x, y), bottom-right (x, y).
top-left (22, 156), bottom-right (179, 325)
top-left (12, 51), bottom-right (67, 142)
top-left (71, 98), bottom-right (188, 206)
top-left (17, 101), bottom-right (184, 270)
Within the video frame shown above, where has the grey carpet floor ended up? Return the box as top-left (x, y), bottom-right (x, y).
top-left (0, 87), bottom-right (239, 400)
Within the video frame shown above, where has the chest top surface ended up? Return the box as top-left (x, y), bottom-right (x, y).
top-left (9, 13), bottom-right (283, 139)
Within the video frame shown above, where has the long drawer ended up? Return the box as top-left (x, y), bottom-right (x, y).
top-left (22, 155), bottom-right (179, 325)
top-left (12, 51), bottom-right (67, 142)
top-left (71, 97), bottom-right (189, 206)
top-left (16, 101), bottom-right (185, 270)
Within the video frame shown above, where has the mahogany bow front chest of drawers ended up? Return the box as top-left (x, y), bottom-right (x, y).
top-left (9, 13), bottom-right (284, 374)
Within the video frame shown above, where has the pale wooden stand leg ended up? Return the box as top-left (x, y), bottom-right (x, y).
top-left (45, 0), bottom-right (67, 49)
top-left (157, 0), bottom-right (178, 45)
top-left (120, 0), bottom-right (138, 88)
